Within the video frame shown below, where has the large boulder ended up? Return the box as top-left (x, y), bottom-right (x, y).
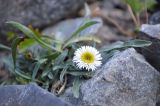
top-left (0, 0), bottom-right (86, 36)
top-left (139, 24), bottom-right (160, 70)
top-left (61, 48), bottom-right (160, 106)
top-left (0, 84), bottom-right (71, 106)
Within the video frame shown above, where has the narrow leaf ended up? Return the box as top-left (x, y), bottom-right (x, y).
top-left (66, 70), bottom-right (94, 77)
top-left (100, 41), bottom-right (124, 52)
top-left (123, 39), bottom-right (152, 47)
top-left (32, 59), bottom-right (47, 81)
top-left (41, 64), bottom-right (64, 78)
top-left (0, 44), bottom-right (11, 51)
top-left (47, 72), bottom-right (54, 80)
top-left (7, 21), bottom-right (61, 52)
top-left (6, 21), bottom-right (34, 38)
top-left (43, 52), bottom-right (60, 60)
top-left (15, 69), bottom-right (31, 80)
top-left (41, 68), bottom-right (52, 78)
top-left (15, 69), bottom-right (43, 83)
top-left (100, 39), bottom-right (152, 52)
top-left (52, 65), bottom-right (65, 71)
top-left (54, 50), bottom-right (68, 65)
top-left (63, 36), bottom-right (101, 48)
top-left (72, 77), bottom-right (81, 98)
top-left (60, 67), bottom-right (68, 82)
top-left (11, 37), bottom-right (23, 69)
top-left (32, 62), bottom-right (41, 81)
top-left (71, 21), bottom-right (98, 37)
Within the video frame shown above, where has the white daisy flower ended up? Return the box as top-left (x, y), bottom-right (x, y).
top-left (73, 46), bottom-right (102, 71)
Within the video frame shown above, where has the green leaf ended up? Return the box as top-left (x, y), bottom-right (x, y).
top-left (43, 52), bottom-right (60, 60)
top-left (100, 39), bottom-right (152, 52)
top-left (124, 0), bottom-right (143, 13)
top-left (15, 69), bottom-right (32, 80)
top-left (6, 21), bottom-right (61, 52)
top-left (145, 0), bottom-right (156, 9)
top-left (123, 0), bottom-right (155, 13)
top-left (41, 68), bottom-right (52, 78)
top-left (6, 21), bottom-right (33, 38)
top-left (123, 39), bottom-right (152, 47)
top-left (54, 50), bottom-right (68, 65)
top-left (0, 44), bottom-right (11, 51)
top-left (16, 76), bottom-right (30, 84)
top-left (15, 69), bottom-right (43, 83)
top-left (32, 62), bottom-right (41, 81)
top-left (66, 70), bottom-right (94, 77)
top-left (2, 56), bottom-right (15, 74)
top-left (63, 36), bottom-right (101, 48)
top-left (18, 38), bottom-right (36, 53)
top-left (7, 32), bottom-right (16, 41)
top-left (11, 37), bottom-right (23, 69)
top-left (101, 50), bottom-right (119, 64)
top-left (41, 64), bottom-right (64, 78)
top-left (32, 59), bottom-right (47, 81)
top-left (100, 41), bottom-right (124, 52)
top-left (42, 36), bottom-right (62, 45)
top-left (71, 21), bottom-right (99, 37)
top-left (47, 72), bottom-right (54, 80)
top-left (72, 77), bottom-right (81, 98)
top-left (52, 65), bottom-right (65, 70)
top-left (60, 67), bottom-right (68, 82)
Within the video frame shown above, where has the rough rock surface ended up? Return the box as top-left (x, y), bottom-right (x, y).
top-left (0, 84), bottom-right (71, 106)
top-left (139, 24), bottom-right (160, 70)
top-left (0, 0), bottom-right (86, 35)
top-left (61, 48), bottom-right (160, 106)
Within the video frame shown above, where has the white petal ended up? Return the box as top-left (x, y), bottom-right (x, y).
top-left (73, 46), bottom-right (102, 71)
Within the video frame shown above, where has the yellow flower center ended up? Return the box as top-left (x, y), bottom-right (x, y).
top-left (81, 51), bottom-right (95, 64)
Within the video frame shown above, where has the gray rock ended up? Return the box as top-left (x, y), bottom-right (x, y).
top-left (0, 0), bottom-right (86, 35)
top-left (42, 17), bottom-right (103, 42)
top-left (140, 24), bottom-right (160, 39)
top-left (100, 0), bottom-right (125, 10)
top-left (61, 48), bottom-right (160, 106)
top-left (96, 25), bottom-right (128, 45)
top-left (149, 11), bottom-right (160, 25)
top-left (139, 24), bottom-right (160, 70)
top-left (0, 84), bottom-right (71, 106)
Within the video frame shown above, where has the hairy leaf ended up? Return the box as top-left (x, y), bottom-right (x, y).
top-left (72, 77), bottom-right (81, 98)
top-left (63, 36), bottom-right (101, 48)
top-left (60, 67), bottom-right (68, 82)
top-left (32, 59), bottom-right (47, 81)
top-left (100, 39), bottom-right (152, 52)
top-left (66, 70), bottom-right (94, 77)
top-left (54, 50), bottom-right (68, 65)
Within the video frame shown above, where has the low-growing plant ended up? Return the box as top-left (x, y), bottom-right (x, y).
top-left (123, 0), bottom-right (156, 28)
top-left (0, 20), bottom-right (152, 98)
